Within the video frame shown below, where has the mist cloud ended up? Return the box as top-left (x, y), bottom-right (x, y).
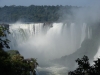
top-left (7, 2), bottom-right (100, 75)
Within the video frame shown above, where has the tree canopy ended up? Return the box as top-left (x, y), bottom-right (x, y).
top-left (0, 5), bottom-right (80, 23)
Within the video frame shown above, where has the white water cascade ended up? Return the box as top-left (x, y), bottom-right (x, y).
top-left (7, 22), bottom-right (93, 75)
top-left (7, 23), bottom-right (91, 60)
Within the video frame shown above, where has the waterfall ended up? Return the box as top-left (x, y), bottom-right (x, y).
top-left (7, 22), bottom-right (91, 59)
top-left (8, 23), bottom-right (44, 49)
top-left (6, 22), bottom-right (94, 75)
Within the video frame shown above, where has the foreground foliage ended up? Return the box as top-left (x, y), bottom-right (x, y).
top-left (0, 25), bottom-right (38, 75)
top-left (0, 49), bottom-right (38, 75)
top-left (68, 55), bottom-right (100, 75)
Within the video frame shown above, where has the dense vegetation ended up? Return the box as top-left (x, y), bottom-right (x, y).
top-left (68, 55), bottom-right (100, 75)
top-left (0, 25), bottom-right (38, 75)
top-left (0, 5), bottom-right (79, 23)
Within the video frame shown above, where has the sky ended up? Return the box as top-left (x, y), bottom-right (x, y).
top-left (0, 0), bottom-right (100, 7)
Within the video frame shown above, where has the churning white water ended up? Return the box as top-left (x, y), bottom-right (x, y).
top-left (7, 22), bottom-right (92, 75)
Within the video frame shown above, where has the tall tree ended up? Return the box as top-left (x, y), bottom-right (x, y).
top-left (68, 55), bottom-right (100, 75)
